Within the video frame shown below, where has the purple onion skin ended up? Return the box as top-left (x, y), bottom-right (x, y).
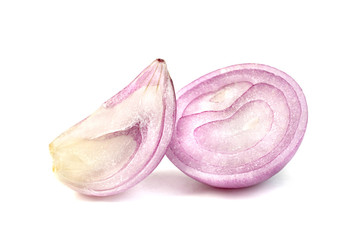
top-left (166, 64), bottom-right (308, 188)
top-left (50, 59), bottom-right (176, 196)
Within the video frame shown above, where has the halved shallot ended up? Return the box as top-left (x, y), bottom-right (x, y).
top-left (167, 64), bottom-right (307, 188)
top-left (49, 59), bottom-right (176, 196)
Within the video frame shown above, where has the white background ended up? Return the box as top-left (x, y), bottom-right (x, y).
top-left (1, 0), bottom-right (359, 239)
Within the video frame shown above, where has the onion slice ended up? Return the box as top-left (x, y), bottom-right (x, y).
top-left (166, 64), bottom-right (307, 188)
top-left (49, 59), bottom-right (176, 196)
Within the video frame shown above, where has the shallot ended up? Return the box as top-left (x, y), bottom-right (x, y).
top-left (166, 64), bottom-right (307, 188)
top-left (49, 59), bottom-right (176, 196)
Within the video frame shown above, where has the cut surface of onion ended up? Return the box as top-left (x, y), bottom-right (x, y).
top-left (49, 59), bottom-right (176, 196)
top-left (166, 64), bottom-right (307, 188)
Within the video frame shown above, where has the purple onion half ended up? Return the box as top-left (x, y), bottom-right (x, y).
top-left (166, 64), bottom-right (308, 188)
top-left (50, 59), bottom-right (176, 196)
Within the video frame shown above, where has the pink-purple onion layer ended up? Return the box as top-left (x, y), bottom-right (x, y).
top-left (166, 64), bottom-right (308, 188)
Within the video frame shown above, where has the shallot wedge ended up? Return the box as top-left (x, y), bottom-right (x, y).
top-left (166, 64), bottom-right (307, 188)
top-left (49, 59), bottom-right (176, 196)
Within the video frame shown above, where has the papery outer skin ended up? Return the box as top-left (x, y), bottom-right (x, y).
top-left (166, 63), bottom-right (308, 188)
top-left (50, 59), bottom-right (176, 196)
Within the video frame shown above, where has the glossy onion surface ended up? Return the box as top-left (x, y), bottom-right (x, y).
top-left (167, 64), bottom-right (307, 188)
top-left (50, 59), bottom-right (176, 196)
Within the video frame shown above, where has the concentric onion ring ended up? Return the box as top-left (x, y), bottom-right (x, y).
top-left (166, 64), bottom-right (307, 188)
